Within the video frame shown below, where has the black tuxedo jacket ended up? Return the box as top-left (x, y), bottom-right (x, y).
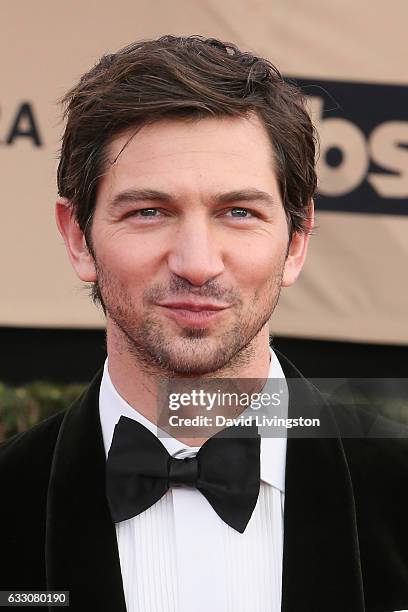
top-left (1, 352), bottom-right (407, 612)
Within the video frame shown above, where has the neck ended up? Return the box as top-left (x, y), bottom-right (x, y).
top-left (106, 323), bottom-right (272, 446)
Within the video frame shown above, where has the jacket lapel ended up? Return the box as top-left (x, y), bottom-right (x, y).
top-left (277, 351), bottom-right (365, 612)
top-left (45, 370), bottom-right (127, 612)
top-left (45, 351), bottom-right (366, 611)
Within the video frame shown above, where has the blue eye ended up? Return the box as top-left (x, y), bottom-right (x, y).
top-left (229, 208), bottom-right (251, 217)
top-left (139, 208), bottom-right (158, 216)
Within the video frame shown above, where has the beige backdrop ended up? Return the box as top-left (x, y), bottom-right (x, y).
top-left (1, 0), bottom-right (407, 342)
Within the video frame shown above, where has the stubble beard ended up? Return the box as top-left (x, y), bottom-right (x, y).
top-left (94, 263), bottom-right (285, 377)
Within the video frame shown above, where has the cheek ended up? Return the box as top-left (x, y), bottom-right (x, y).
top-left (95, 241), bottom-right (159, 304)
top-left (100, 235), bottom-right (160, 277)
top-left (228, 237), bottom-right (287, 291)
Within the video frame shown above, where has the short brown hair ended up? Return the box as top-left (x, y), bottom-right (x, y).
top-left (58, 34), bottom-right (317, 246)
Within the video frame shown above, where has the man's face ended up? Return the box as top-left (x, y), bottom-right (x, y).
top-left (82, 114), bottom-right (305, 375)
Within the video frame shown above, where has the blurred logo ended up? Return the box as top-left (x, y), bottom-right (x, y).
top-left (297, 78), bottom-right (408, 214)
top-left (0, 101), bottom-right (42, 147)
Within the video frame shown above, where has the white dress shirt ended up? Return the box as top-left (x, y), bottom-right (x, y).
top-left (99, 349), bottom-right (287, 612)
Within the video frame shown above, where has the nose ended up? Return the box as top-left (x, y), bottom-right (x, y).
top-left (167, 214), bottom-right (225, 287)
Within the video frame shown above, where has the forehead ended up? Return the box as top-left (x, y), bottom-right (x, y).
top-left (99, 113), bottom-right (279, 198)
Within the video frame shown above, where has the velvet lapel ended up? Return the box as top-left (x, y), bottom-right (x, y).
top-left (45, 370), bottom-right (127, 612)
top-left (276, 350), bottom-right (365, 612)
top-left (44, 352), bottom-right (366, 612)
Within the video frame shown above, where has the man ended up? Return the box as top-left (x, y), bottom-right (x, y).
top-left (0, 35), bottom-right (407, 612)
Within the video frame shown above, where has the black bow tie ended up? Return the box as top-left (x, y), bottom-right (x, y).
top-left (106, 416), bottom-right (261, 533)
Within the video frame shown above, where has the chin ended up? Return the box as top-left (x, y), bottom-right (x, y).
top-left (154, 338), bottom-right (233, 375)
top-left (164, 348), bottom-right (225, 375)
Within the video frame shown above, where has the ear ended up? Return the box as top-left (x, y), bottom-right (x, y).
top-left (282, 200), bottom-right (314, 287)
top-left (55, 197), bottom-right (97, 282)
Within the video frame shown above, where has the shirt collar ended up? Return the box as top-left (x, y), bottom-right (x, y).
top-left (99, 347), bottom-right (287, 492)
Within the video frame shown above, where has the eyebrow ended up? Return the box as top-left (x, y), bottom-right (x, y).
top-left (107, 189), bottom-right (173, 210)
top-left (216, 189), bottom-right (277, 209)
top-left (107, 188), bottom-right (278, 211)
